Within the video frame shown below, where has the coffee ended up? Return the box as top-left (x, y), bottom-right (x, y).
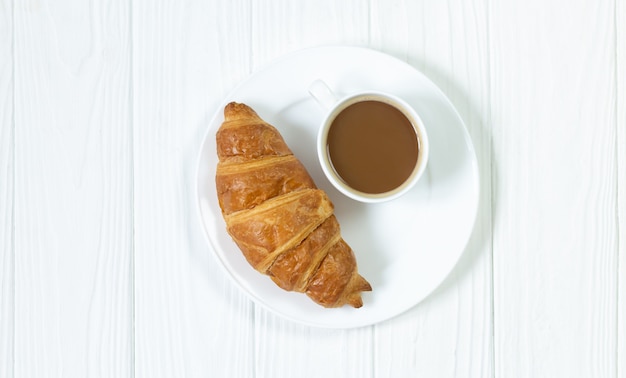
top-left (326, 100), bottom-right (419, 194)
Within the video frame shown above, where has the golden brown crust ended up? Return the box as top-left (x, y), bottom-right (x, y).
top-left (217, 103), bottom-right (292, 161)
top-left (215, 102), bottom-right (371, 308)
top-left (226, 188), bottom-right (333, 273)
top-left (268, 216), bottom-right (341, 292)
top-left (217, 156), bottom-right (316, 215)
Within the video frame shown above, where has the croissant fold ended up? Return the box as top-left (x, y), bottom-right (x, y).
top-left (215, 102), bottom-right (372, 308)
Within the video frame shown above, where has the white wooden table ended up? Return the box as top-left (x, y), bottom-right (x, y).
top-left (1, 1), bottom-right (625, 377)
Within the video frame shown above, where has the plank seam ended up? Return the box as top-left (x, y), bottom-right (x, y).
top-left (11, 0), bottom-right (16, 376)
top-left (371, 325), bottom-right (376, 378)
top-left (486, 0), bottom-right (496, 376)
top-left (613, 0), bottom-right (624, 377)
top-left (129, 0), bottom-right (136, 376)
top-left (615, 0), bottom-right (621, 377)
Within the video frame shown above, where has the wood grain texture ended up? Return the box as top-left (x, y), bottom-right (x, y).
top-left (249, 0), bottom-right (370, 67)
top-left (490, 1), bottom-right (618, 376)
top-left (2, 1), bottom-right (623, 377)
top-left (132, 1), bottom-right (254, 377)
top-left (0, 1), bottom-right (14, 377)
top-left (370, 0), bottom-right (493, 376)
top-left (617, 0), bottom-right (625, 375)
top-left (246, 2), bottom-right (377, 377)
top-left (255, 309), bottom-right (374, 378)
top-left (13, 1), bottom-right (133, 376)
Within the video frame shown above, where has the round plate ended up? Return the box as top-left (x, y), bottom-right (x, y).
top-left (196, 46), bottom-right (479, 328)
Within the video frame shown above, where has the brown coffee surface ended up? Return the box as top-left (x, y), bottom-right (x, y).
top-left (327, 100), bottom-right (419, 194)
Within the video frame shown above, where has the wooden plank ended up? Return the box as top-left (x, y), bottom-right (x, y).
top-left (249, 0), bottom-right (370, 66)
top-left (255, 310), bottom-right (373, 377)
top-left (132, 1), bottom-right (255, 377)
top-left (370, 0), bottom-right (493, 377)
top-left (490, 0), bottom-right (618, 376)
top-left (12, 1), bottom-right (133, 376)
top-left (0, 0), bottom-right (14, 377)
top-left (617, 0), bottom-right (626, 375)
top-left (246, 2), bottom-right (378, 377)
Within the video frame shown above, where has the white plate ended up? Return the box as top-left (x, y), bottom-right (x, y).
top-left (196, 46), bottom-right (479, 328)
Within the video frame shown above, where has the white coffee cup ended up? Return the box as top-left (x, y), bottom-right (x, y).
top-left (309, 80), bottom-right (429, 203)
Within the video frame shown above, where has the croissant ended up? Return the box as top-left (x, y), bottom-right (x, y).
top-left (215, 102), bottom-right (372, 308)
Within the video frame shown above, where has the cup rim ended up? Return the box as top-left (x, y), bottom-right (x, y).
top-left (316, 91), bottom-right (429, 203)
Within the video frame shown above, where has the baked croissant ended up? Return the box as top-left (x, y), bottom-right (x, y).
top-left (215, 102), bottom-right (372, 308)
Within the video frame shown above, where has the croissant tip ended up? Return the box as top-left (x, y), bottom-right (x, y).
top-left (224, 102), bottom-right (260, 121)
top-left (358, 275), bottom-right (372, 292)
top-left (348, 295), bottom-right (364, 308)
top-left (343, 275), bottom-right (371, 308)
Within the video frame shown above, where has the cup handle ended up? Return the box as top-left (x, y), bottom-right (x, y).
top-left (308, 79), bottom-right (338, 111)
